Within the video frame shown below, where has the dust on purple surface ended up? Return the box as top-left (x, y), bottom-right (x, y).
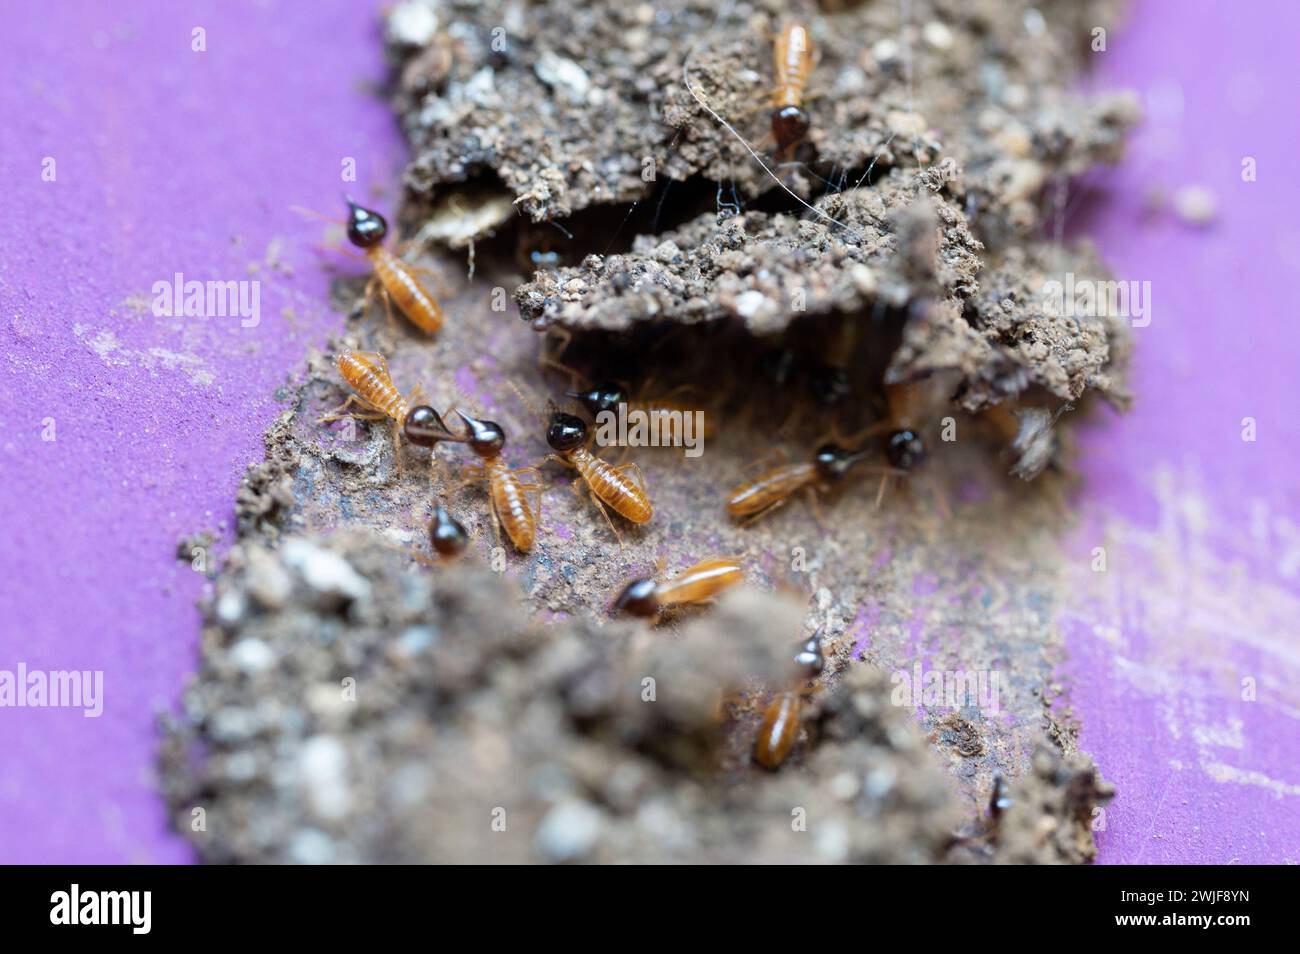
top-left (1, 0), bottom-right (1296, 864)
top-left (1063, 0), bottom-right (1300, 862)
top-left (0, 1), bottom-right (405, 863)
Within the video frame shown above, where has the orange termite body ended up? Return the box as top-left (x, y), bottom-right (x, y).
top-left (614, 557), bottom-right (743, 618)
top-left (727, 461), bottom-right (818, 519)
top-left (754, 691), bottom-right (802, 769)
top-left (655, 557), bottom-right (742, 605)
top-left (336, 349), bottom-right (411, 424)
top-left (368, 245), bottom-right (444, 333)
top-left (771, 22), bottom-right (814, 153)
top-left (483, 455), bottom-right (538, 552)
top-left (451, 412), bottom-right (541, 553)
top-left (546, 412), bottom-right (652, 538)
top-left (566, 446), bottom-right (652, 524)
top-left (728, 443), bottom-right (875, 522)
top-left (344, 200), bottom-right (444, 334)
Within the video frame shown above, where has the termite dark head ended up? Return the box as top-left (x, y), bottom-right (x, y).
top-left (455, 411), bottom-right (506, 457)
top-left (546, 411), bottom-right (588, 452)
top-left (772, 105), bottom-right (810, 151)
top-left (614, 577), bottom-right (659, 617)
top-left (567, 381), bottom-right (625, 418)
top-left (403, 405), bottom-right (456, 447)
top-left (345, 199), bottom-right (388, 248)
top-left (794, 630), bottom-right (824, 676)
top-left (810, 365), bottom-right (851, 405)
top-left (429, 504), bottom-right (470, 557)
top-left (886, 429), bottom-right (925, 471)
top-left (813, 443), bottom-right (865, 482)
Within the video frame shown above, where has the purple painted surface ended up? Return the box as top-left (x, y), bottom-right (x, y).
top-left (1064, 0), bottom-right (1300, 862)
top-left (0, 1), bottom-right (1295, 864)
top-left (0, 0), bottom-right (404, 862)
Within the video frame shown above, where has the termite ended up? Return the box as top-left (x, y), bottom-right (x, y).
top-left (613, 557), bottom-right (743, 620)
top-left (883, 381), bottom-right (927, 472)
top-left (867, 378), bottom-right (950, 508)
top-left (446, 411), bottom-right (543, 553)
top-left (545, 411), bottom-right (652, 544)
top-left (771, 22), bottom-right (815, 156)
top-left (754, 690), bottom-right (802, 769)
top-left (344, 200), bottom-right (446, 334)
top-left (321, 349), bottom-right (457, 470)
top-left (297, 199), bottom-right (447, 334)
top-left (727, 442), bottom-right (879, 524)
top-left (567, 380), bottom-right (716, 442)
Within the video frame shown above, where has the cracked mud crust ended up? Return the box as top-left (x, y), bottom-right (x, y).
top-left (159, 0), bottom-right (1133, 863)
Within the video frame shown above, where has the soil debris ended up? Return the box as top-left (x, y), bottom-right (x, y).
top-left (157, 0), bottom-right (1134, 864)
top-left (162, 535), bottom-right (968, 863)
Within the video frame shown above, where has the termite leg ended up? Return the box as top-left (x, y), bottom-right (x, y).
top-left (615, 461), bottom-right (648, 496)
top-left (741, 496), bottom-right (791, 528)
top-left (487, 494), bottom-right (504, 550)
top-left (378, 285), bottom-right (399, 335)
top-left (318, 394), bottom-right (385, 424)
top-left (875, 472), bottom-right (890, 510)
top-left (742, 447), bottom-right (789, 477)
top-left (360, 275), bottom-right (378, 320)
top-left (539, 328), bottom-right (582, 388)
top-left (391, 423), bottom-right (405, 477)
top-left (803, 485), bottom-right (828, 532)
top-left (587, 488), bottom-right (625, 549)
top-left (408, 263), bottom-right (454, 298)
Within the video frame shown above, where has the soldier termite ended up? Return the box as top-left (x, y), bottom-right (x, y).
top-left (771, 22), bottom-right (815, 158)
top-left (445, 411), bottom-right (543, 554)
top-left (545, 411), bottom-right (652, 545)
top-left (321, 349), bottom-right (458, 474)
top-left (613, 557), bottom-right (744, 621)
top-left (297, 199), bottom-right (446, 334)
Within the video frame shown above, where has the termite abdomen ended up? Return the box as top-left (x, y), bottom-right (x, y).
top-left (754, 690), bottom-right (802, 769)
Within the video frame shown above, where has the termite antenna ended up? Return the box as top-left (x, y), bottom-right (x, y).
top-left (507, 380), bottom-right (552, 424)
top-left (290, 204), bottom-right (344, 225)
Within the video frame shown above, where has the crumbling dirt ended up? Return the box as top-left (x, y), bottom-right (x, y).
top-left (160, 0), bottom-right (1132, 863)
top-left (161, 540), bottom-right (971, 863)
